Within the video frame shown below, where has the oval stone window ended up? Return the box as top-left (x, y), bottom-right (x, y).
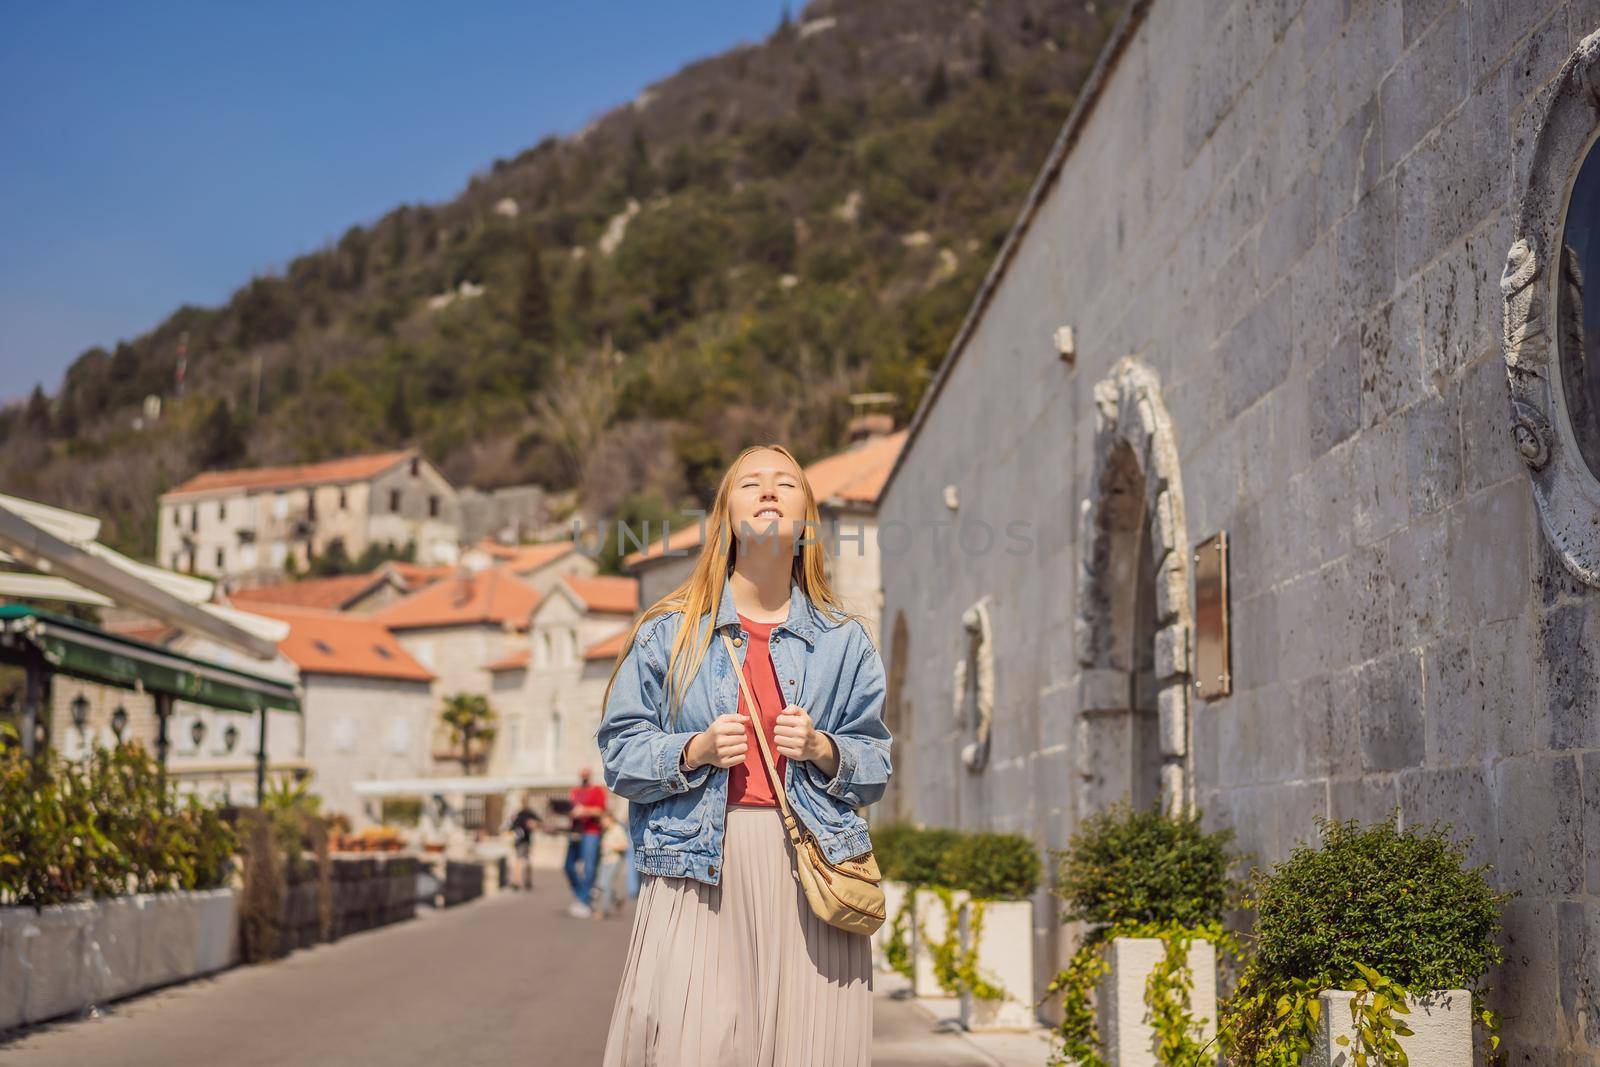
top-left (1558, 134), bottom-right (1600, 480)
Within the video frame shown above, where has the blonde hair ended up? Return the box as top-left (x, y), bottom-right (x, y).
top-left (601, 443), bottom-right (860, 726)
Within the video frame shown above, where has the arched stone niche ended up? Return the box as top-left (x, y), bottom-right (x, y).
top-left (1073, 357), bottom-right (1194, 816)
top-left (1502, 29), bottom-right (1600, 585)
top-left (883, 610), bottom-right (913, 820)
top-left (951, 597), bottom-right (995, 773)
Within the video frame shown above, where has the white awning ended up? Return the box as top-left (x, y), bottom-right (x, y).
top-left (352, 774), bottom-right (575, 797)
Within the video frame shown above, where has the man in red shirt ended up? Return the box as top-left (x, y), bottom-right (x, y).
top-left (565, 766), bottom-right (609, 917)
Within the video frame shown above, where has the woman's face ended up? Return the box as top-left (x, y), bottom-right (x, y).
top-left (727, 449), bottom-right (807, 558)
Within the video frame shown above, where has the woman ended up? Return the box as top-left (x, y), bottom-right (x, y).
top-left (596, 444), bottom-right (892, 1067)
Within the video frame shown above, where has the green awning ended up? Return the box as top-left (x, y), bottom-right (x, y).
top-left (0, 604), bottom-right (300, 713)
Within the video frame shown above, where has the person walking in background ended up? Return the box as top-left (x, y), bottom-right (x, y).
top-left (564, 766), bottom-right (609, 917)
top-left (591, 810), bottom-right (630, 919)
top-left (597, 444), bottom-right (892, 1066)
top-left (506, 793), bottom-right (544, 891)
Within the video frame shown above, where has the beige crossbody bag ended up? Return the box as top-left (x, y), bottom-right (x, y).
top-left (720, 631), bottom-right (886, 936)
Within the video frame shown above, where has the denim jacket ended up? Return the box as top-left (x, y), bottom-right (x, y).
top-left (595, 574), bottom-right (892, 887)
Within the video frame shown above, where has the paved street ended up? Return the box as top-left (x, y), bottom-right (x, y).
top-left (0, 879), bottom-right (1026, 1065)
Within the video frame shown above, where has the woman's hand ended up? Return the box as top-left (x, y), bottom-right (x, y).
top-left (775, 705), bottom-right (839, 776)
top-left (684, 713), bottom-right (750, 769)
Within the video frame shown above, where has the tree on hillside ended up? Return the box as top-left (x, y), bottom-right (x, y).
top-left (518, 237), bottom-right (555, 346)
top-left (440, 693), bottom-right (497, 775)
top-left (924, 60), bottom-right (950, 106)
top-left (978, 31), bottom-right (1001, 81)
top-left (623, 128), bottom-right (654, 198)
top-left (385, 377), bottom-right (413, 441)
top-left (23, 385), bottom-right (50, 437)
top-left (196, 398), bottom-right (246, 469)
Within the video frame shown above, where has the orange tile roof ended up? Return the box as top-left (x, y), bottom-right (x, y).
top-left (623, 431), bottom-right (907, 567)
top-left (242, 604), bottom-right (433, 682)
top-left (583, 630), bottom-right (629, 661)
top-left (229, 572), bottom-right (392, 612)
top-left (562, 574), bottom-right (639, 615)
top-left (162, 450), bottom-right (414, 499)
top-left (485, 647), bottom-right (530, 672)
top-left (372, 567), bottom-right (541, 631)
top-left (389, 561), bottom-right (455, 586)
top-left (475, 539), bottom-right (576, 573)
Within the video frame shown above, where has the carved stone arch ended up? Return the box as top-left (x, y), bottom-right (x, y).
top-left (1073, 357), bottom-right (1194, 817)
top-left (951, 597), bottom-right (995, 773)
top-left (1503, 29), bottom-right (1600, 584)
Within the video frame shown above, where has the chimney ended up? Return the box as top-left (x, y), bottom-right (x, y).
top-left (845, 392), bottom-right (897, 446)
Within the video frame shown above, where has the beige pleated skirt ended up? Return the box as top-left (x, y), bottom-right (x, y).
top-left (601, 805), bottom-right (873, 1067)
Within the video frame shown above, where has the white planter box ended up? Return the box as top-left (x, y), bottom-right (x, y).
top-left (1100, 936), bottom-right (1217, 1067)
top-left (0, 907), bottom-right (28, 1031)
top-left (15, 902), bottom-right (94, 1026)
top-left (1305, 988), bottom-right (1472, 1067)
top-left (874, 880), bottom-right (909, 971)
top-left (957, 898), bottom-right (1035, 1031)
top-left (136, 891), bottom-right (199, 991)
top-left (85, 894), bottom-right (144, 1004)
top-left (192, 888), bottom-right (239, 974)
top-left (911, 887), bottom-right (968, 998)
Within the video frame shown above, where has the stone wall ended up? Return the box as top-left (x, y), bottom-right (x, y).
top-left (877, 0), bottom-right (1600, 1057)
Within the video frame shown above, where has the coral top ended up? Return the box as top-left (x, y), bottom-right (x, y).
top-left (727, 613), bottom-right (788, 807)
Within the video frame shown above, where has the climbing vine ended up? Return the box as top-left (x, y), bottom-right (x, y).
top-left (884, 894), bottom-right (914, 981)
top-left (915, 887), bottom-right (1009, 1001)
top-left (1045, 920), bottom-right (1235, 1067)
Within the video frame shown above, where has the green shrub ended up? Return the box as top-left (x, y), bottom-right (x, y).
top-left (1054, 805), bottom-right (1236, 928)
top-left (1249, 816), bottom-right (1506, 992)
top-left (1221, 816), bottom-right (1512, 1064)
top-left (896, 826), bottom-right (961, 886)
top-left (871, 821), bottom-right (917, 882)
top-left (938, 831), bottom-right (1040, 900)
top-left (0, 740), bottom-right (236, 908)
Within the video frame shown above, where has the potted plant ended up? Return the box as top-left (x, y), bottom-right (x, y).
top-left (940, 831), bottom-right (1041, 1031)
top-left (1219, 816), bottom-right (1510, 1066)
top-left (1046, 805), bottom-right (1238, 1066)
top-left (899, 827), bottom-right (963, 998)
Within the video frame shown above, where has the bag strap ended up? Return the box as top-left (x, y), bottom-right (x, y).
top-left (720, 631), bottom-right (798, 823)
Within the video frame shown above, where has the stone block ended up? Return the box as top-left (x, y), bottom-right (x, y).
top-left (958, 899), bottom-right (1035, 1032)
top-left (1397, 765), bottom-right (1495, 869)
top-left (1336, 178), bottom-right (1398, 326)
top-left (0, 907), bottom-right (26, 1032)
top-left (1395, 73), bottom-right (1508, 280)
top-left (1558, 901), bottom-right (1600, 1046)
top-left (1221, 296), bottom-right (1292, 421)
top-left (1378, 3), bottom-right (1470, 171)
top-left (1541, 601), bottom-right (1600, 751)
top-left (1494, 754), bottom-right (1582, 897)
top-left (193, 889), bottom-right (238, 974)
top-left (1329, 775), bottom-right (1399, 824)
top-left (1100, 937), bottom-right (1218, 1066)
top-left (1403, 392), bottom-right (1464, 518)
top-left (1585, 751), bottom-right (1600, 896)
top-left (1350, 421), bottom-right (1409, 546)
top-left (1420, 632), bottom-right (1484, 765)
top-left (1308, 333), bottom-right (1361, 459)
top-left (1420, 227), bottom-right (1511, 393)
top-left (1356, 649), bottom-right (1425, 772)
top-left (1157, 685), bottom-right (1187, 758)
top-left (1306, 988), bottom-right (1473, 1067)
top-left (1446, 480), bottom-right (1533, 625)
top-left (1387, 512), bottom-right (1450, 646)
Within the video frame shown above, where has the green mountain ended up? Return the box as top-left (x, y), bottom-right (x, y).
top-left (0, 0), bottom-right (1120, 560)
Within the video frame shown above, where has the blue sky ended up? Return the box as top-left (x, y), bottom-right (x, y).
top-left (0, 1), bottom-right (790, 400)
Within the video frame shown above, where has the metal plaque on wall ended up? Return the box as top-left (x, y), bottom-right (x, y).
top-left (1193, 531), bottom-right (1231, 700)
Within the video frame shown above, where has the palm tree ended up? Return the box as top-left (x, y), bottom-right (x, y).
top-left (439, 693), bottom-right (497, 774)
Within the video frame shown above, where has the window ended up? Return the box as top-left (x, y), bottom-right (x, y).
top-left (306, 492), bottom-right (317, 521)
top-left (338, 488), bottom-right (347, 510)
top-left (1560, 135), bottom-right (1600, 480)
top-left (272, 493), bottom-right (288, 519)
top-left (172, 508), bottom-right (180, 527)
top-left (410, 457), bottom-right (420, 477)
top-left (215, 547), bottom-right (225, 569)
top-left (218, 501), bottom-right (226, 522)
top-left (428, 494), bottom-right (439, 518)
top-left (270, 542), bottom-right (287, 568)
top-left (241, 543), bottom-right (258, 569)
top-left (390, 489), bottom-right (402, 512)
top-left (189, 506), bottom-right (198, 533)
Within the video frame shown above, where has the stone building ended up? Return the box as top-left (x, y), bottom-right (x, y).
top-left (876, 1), bottom-right (1600, 1057)
top-left (156, 450), bottom-right (462, 583)
top-left (482, 574), bottom-right (639, 784)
